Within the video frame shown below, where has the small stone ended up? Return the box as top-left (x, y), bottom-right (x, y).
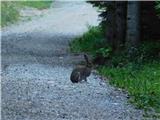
top-left (59, 57), bottom-right (63, 59)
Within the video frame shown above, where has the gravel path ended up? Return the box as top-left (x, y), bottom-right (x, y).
top-left (1, 1), bottom-right (143, 120)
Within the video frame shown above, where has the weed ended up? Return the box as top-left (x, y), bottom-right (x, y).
top-left (1, 1), bottom-right (53, 27)
top-left (70, 25), bottom-right (160, 114)
top-left (70, 26), bottom-right (105, 54)
top-left (98, 61), bottom-right (160, 112)
top-left (19, 1), bottom-right (53, 10)
top-left (1, 2), bottom-right (20, 27)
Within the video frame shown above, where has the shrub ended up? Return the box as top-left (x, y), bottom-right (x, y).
top-left (1, 2), bottom-right (20, 27)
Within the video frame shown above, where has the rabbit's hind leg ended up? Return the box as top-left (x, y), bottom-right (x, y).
top-left (84, 77), bottom-right (89, 84)
top-left (79, 76), bottom-right (87, 83)
top-left (84, 77), bottom-right (87, 82)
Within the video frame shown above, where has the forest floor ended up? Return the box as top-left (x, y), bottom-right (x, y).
top-left (1, 1), bottom-right (144, 120)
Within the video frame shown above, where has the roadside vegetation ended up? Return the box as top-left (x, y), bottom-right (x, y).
top-left (70, 25), bottom-right (160, 117)
top-left (1, 2), bottom-right (19, 27)
top-left (1, 1), bottom-right (53, 27)
top-left (19, 1), bottom-right (53, 10)
top-left (70, 2), bottom-right (160, 117)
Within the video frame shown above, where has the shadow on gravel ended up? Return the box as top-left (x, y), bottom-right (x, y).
top-left (1, 32), bottom-right (83, 68)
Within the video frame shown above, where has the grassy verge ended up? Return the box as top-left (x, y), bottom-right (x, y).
top-left (19, 1), bottom-right (53, 10)
top-left (99, 62), bottom-right (160, 111)
top-left (70, 26), bottom-right (105, 54)
top-left (70, 26), bottom-right (160, 114)
top-left (1, 1), bottom-right (53, 27)
top-left (1, 2), bottom-right (20, 27)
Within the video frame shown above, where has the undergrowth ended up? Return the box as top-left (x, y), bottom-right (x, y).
top-left (98, 62), bottom-right (160, 112)
top-left (70, 26), bottom-right (105, 54)
top-left (1, 1), bottom-right (53, 27)
top-left (70, 26), bottom-right (160, 115)
top-left (19, 1), bottom-right (53, 10)
top-left (1, 2), bottom-right (20, 27)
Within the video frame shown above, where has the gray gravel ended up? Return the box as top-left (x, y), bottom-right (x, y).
top-left (1, 1), bottom-right (144, 120)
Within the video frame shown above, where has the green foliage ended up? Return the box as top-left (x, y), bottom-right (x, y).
top-left (70, 25), bottom-right (160, 114)
top-left (87, 1), bottom-right (109, 30)
top-left (70, 26), bottom-right (105, 54)
top-left (19, 1), bottom-right (53, 10)
top-left (1, 1), bottom-right (53, 27)
top-left (139, 41), bottom-right (160, 61)
top-left (109, 41), bottom-right (160, 67)
top-left (155, 1), bottom-right (160, 16)
top-left (1, 2), bottom-right (20, 27)
top-left (95, 47), bottom-right (112, 58)
top-left (98, 61), bottom-right (160, 112)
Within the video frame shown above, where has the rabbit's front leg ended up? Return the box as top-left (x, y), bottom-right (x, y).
top-left (84, 77), bottom-right (87, 82)
top-left (85, 77), bottom-right (89, 83)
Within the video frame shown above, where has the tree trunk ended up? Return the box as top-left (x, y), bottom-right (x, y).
top-left (115, 1), bottom-right (127, 52)
top-left (106, 2), bottom-right (127, 53)
top-left (105, 2), bottom-right (116, 50)
top-left (126, 1), bottom-right (141, 53)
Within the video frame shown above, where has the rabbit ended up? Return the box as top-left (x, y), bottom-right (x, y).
top-left (70, 54), bottom-right (92, 83)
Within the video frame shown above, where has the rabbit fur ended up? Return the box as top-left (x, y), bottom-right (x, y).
top-left (70, 54), bottom-right (92, 83)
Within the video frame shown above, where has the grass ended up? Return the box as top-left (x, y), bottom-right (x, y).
top-left (70, 26), bottom-right (105, 54)
top-left (1, 1), bottom-right (53, 27)
top-left (70, 26), bottom-right (160, 115)
top-left (98, 62), bottom-right (160, 111)
top-left (19, 1), bottom-right (53, 10)
top-left (1, 2), bottom-right (20, 27)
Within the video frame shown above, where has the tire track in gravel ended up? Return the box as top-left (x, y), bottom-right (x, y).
top-left (1, 1), bottom-right (143, 120)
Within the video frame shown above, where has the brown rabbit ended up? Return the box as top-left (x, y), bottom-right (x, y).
top-left (70, 54), bottom-right (92, 83)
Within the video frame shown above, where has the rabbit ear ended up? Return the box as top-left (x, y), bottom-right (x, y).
top-left (84, 54), bottom-right (89, 63)
top-left (84, 54), bottom-right (92, 65)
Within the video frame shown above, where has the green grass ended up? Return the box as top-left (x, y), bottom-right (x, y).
top-left (70, 26), bottom-right (160, 115)
top-left (70, 26), bottom-right (105, 54)
top-left (1, 1), bottom-right (53, 27)
top-left (98, 62), bottom-right (160, 111)
top-left (19, 1), bottom-right (53, 10)
top-left (1, 2), bottom-right (20, 27)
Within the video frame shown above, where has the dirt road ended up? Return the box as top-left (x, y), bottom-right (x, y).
top-left (1, 1), bottom-right (143, 120)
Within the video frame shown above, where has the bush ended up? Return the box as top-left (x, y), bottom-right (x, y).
top-left (155, 1), bottom-right (160, 16)
top-left (70, 26), bottom-right (160, 114)
top-left (70, 26), bottom-right (105, 54)
top-left (1, 2), bottom-right (20, 27)
top-left (1, 1), bottom-right (53, 27)
top-left (98, 61), bottom-right (160, 112)
top-left (19, 1), bottom-right (53, 10)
